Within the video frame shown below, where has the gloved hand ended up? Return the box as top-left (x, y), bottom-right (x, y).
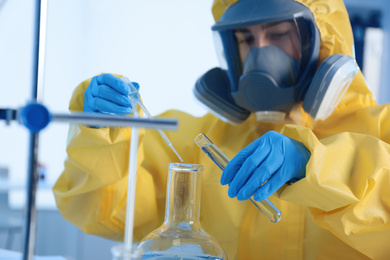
top-left (84, 73), bottom-right (140, 114)
top-left (221, 131), bottom-right (310, 201)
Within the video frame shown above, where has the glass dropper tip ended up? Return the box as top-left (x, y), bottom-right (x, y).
top-left (121, 76), bottom-right (184, 162)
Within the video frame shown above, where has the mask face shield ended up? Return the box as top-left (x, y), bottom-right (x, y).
top-left (235, 20), bottom-right (303, 88)
top-left (212, 17), bottom-right (318, 113)
top-left (212, 31), bottom-right (228, 71)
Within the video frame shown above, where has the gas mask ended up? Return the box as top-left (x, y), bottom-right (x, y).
top-left (194, 0), bottom-right (358, 124)
top-left (233, 45), bottom-right (300, 112)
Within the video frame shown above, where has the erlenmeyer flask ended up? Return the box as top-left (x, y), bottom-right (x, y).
top-left (137, 163), bottom-right (227, 260)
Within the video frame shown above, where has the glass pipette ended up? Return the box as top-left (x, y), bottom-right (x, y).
top-left (194, 133), bottom-right (282, 223)
top-left (122, 77), bottom-right (184, 162)
top-left (124, 87), bottom-right (140, 260)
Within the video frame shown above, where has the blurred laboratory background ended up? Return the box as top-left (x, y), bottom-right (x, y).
top-left (0, 0), bottom-right (389, 259)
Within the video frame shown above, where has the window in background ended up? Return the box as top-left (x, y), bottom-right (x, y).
top-left (348, 7), bottom-right (383, 101)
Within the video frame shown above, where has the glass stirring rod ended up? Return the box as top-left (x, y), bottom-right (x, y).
top-left (122, 77), bottom-right (184, 162)
top-left (194, 133), bottom-right (282, 223)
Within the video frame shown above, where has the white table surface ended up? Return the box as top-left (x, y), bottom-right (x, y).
top-left (0, 248), bottom-right (69, 259)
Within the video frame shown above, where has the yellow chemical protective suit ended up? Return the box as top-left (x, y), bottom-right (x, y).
top-left (53, 0), bottom-right (390, 259)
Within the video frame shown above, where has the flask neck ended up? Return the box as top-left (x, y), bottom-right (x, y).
top-left (164, 168), bottom-right (202, 229)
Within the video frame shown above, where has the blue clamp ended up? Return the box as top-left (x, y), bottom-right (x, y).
top-left (19, 103), bottom-right (52, 133)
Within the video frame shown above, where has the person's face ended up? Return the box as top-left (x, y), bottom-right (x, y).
top-left (234, 21), bottom-right (301, 63)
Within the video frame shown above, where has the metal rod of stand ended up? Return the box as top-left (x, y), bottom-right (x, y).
top-left (23, 0), bottom-right (46, 259)
top-left (1, 108), bottom-right (178, 130)
top-left (23, 133), bottom-right (39, 260)
top-left (52, 112), bottom-right (178, 129)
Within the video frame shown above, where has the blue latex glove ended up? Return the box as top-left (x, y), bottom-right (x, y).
top-left (221, 131), bottom-right (310, 201)
top-left (84, 73), bottom-right (140, 114)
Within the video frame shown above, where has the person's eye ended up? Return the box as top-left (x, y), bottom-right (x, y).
top-left (236, 35), bottom-right (254, 46)
top-left (269, 31), bottom-right (290, 40)
top-left (242, 35), bottom-right (255, 45)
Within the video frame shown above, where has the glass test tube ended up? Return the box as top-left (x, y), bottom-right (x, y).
top-left (194, 133), bottom-right (282, 223)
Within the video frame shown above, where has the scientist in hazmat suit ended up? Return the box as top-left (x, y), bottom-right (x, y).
top-left (53, 0), bottom-right (390, 259)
